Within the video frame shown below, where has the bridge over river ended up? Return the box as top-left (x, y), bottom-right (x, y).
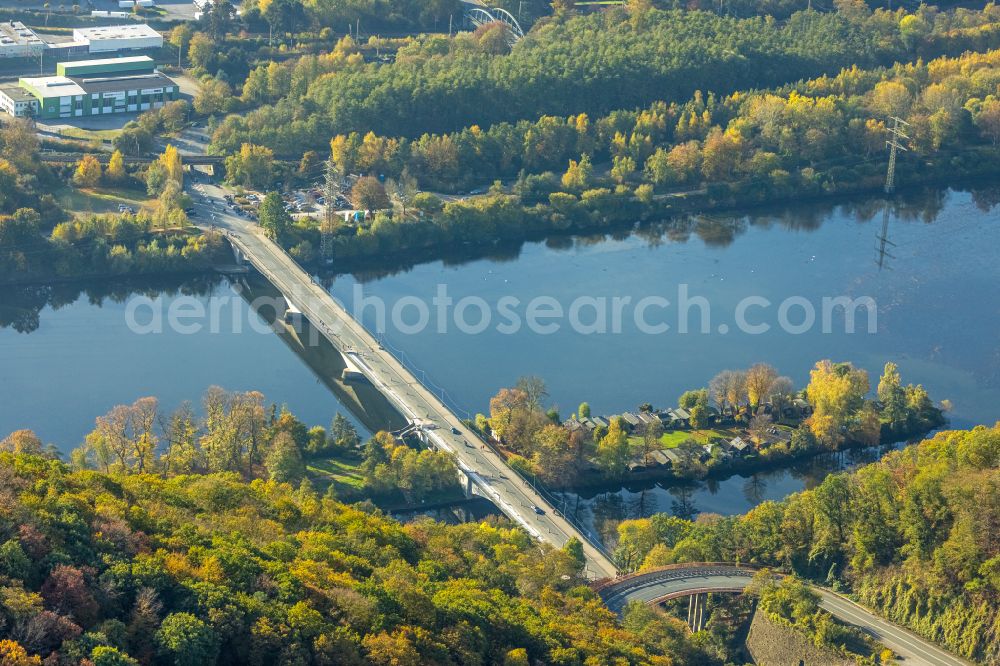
top-left (190, 181), bottom-right (618, 580)
top-left (190, 181), bottom-right (975, 664)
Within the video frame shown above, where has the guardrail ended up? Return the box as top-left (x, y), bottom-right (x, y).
top-left (592, 561), bottom-right (763, 593)
top-left (226, 228), bottom-right (619, 570)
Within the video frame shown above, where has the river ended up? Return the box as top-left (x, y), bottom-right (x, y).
top-left (2, 185), bottom-right (998, 529)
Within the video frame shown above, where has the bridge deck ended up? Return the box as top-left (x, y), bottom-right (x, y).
top-left (208, 198), bottom-right (616, 579)
top-left (599, 565), bottom-right (973, 666)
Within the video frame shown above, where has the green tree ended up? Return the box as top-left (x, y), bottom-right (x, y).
top-left (265, 431), bottom-right (305, 483)
top-left (258, 192), bottom-right (290, 240)
top-left (157, 613), bottom-right (219, 666)
top-left (877, 362), bottom-right (906, 426)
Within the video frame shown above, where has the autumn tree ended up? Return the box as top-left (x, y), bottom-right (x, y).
top-left (561, 154), bottom-right (592, 191)
top-left (746, 363), bottom-right (778, 413)
top-left (806, 360), bottom-right (869, 447)
top-left (225, 143), bottom-right (275, 189)
top-left (351, 176), bottom-right (390, 212)
top-left (73, 155), bottom-right (103, 188)
top-left (531, 423), bottom-right (576, 485)
top-left (169, 24), bottom-right (193, 67)
top-left (159, 145), bottom-right (183, 188)
top-left (0, 430), bottom-right (43, 455)
top-left (596, 417), bottom-right (630, 478)
top-left (975, 98), bottom-right (1000, 145)
top-left (106, 149), bottom-right (127, 183)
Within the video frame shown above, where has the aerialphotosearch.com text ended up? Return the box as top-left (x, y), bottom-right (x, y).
top-left (124, 283), bottom-right (878, 339)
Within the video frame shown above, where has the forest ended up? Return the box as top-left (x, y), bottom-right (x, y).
top-left (0, 118), bottom-right (225, 285)
top-left (612, 424), bottom-right (1000, 663)
top-left (0, 401), bottom-right (994, 664)
top-left (208, 3), bottom-right (1000, 153)
top-left (0, 423), bottom-right (712, 665)
top-left (268, 43), bottom-right (1000, 264)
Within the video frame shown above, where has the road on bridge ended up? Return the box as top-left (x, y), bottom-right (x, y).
top-left (189, 180), bottom-right (618, 580)
top-left (598, 565), bottom-right (973, 666)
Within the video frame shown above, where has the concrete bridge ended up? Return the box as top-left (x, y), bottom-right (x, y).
top-left (195, 181), bottom-right (617, 579)
top-left (595, 564), bottom-right (973, 665)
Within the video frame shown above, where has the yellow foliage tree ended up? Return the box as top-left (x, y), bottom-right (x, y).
top-left (806, 360), bottom-right (870, 447)
top-left (159, 144), bottom-right (183, 187)
top-left (107, 149), bottom-right (126, 182)
top-left (0, 640), bottom-right (41, 666)
top-left (72, 154), bottom-right (102, 188)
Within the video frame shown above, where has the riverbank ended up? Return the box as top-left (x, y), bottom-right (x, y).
top-left (306, 155), bottom-right (1000, 277)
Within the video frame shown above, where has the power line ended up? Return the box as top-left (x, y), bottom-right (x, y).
top-left (876, 116), bottom-right (909, 270)
top-left (320, 158), bottom-right (338, 263)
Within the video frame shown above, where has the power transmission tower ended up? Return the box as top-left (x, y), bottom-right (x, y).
top-left (320, 159), bottom-right (338, 263)
top-left (876, 117), bottom-right (909, 269)
top-left (884, 116), bottom-right (909, 195)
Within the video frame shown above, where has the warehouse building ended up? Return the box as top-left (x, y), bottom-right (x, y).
top-left (71, 24), bottom-right (163, 53)
top-left (0, 21), bottom-right (46, 58)
top-left (0, 55), bottom-right (177, 118)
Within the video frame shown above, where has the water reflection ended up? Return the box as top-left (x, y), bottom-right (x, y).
top-left (320, 182), bottom-right (1000, 286)
top-left (0, 275), bottom-right (224, 335)
top-left (554, 442), bottom-right (903, 547)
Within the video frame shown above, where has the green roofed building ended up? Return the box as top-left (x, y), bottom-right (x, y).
top-left (1, 56), bottom-right (177, 119)
top-left (57, 55), bottom-right (155, 78)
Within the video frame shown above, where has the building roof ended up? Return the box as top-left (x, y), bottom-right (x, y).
top-left (73, 24), bottom-right (161, 41)
top-left (649, 450), bottom-right (670, 466)
top-left (621, 412), bottom-right (642, 427)
top-left (0, 85), bottom-right (36, 102)
top-left (61, 55), bottom-right (154, 69)
top-left (0, 21), bottom-right (45, 47)
top-left (19, 76), bottom-right (87, 98)
top-left (73, 71), bottom-right (173, 94)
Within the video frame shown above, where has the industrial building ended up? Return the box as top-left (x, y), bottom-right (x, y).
top-left (0, 85), bottom-right (38, 117)
top-left (0, 55), bottom-right (177, 118)
top-left (71, 24), bottom-right (163, 53)
top-left (0, 21), bottom-right (46, 58)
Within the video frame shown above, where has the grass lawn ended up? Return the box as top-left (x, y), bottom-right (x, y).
top-left (55, 186), bottom-right (154, 217)
top-left (629, 427), bottom-right (741, 450)
top-left (56, 126), bottom-right (123, 143)
top-left (306, 455), bottom-right (367, 495)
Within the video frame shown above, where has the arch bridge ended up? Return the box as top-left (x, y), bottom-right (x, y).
top-left (465, 5), bottom-right (525, 45)
top-left (593, 563), bottom-right (972, 665)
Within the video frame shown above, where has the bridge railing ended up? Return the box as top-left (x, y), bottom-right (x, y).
top-left (369, 329), bottom-right (618, 565)
top-left (227, 229), bottom-right (618, 569)
top-left (591, 561), bottom-right (764, 593)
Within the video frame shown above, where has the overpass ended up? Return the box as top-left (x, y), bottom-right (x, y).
top-left (596, 564), bottom-right (973, 666)
top-left (190, 182), bottom-right (618, 580)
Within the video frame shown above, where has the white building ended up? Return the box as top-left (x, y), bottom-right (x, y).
top-left (0, 85), bottom-right (39, 117)
top-left (0, 21), bottom-right (46, 58)
top-left (72, 24), bottom-right (163, 53)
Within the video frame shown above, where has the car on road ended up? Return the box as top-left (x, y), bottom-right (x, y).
top-left (451, 427), bottom-right (460, 435)
top-left (532, 505), bottom-right (545, 515)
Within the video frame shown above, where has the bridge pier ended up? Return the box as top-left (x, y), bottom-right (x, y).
top-left (687, 593), bottom-right (708, 632)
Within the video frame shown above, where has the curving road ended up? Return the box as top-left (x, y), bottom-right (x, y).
top-left (598, 565), bottom-right (973, 666)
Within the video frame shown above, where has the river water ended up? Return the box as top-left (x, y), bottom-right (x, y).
top-left (2, 186), bottom-right (998, 528)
